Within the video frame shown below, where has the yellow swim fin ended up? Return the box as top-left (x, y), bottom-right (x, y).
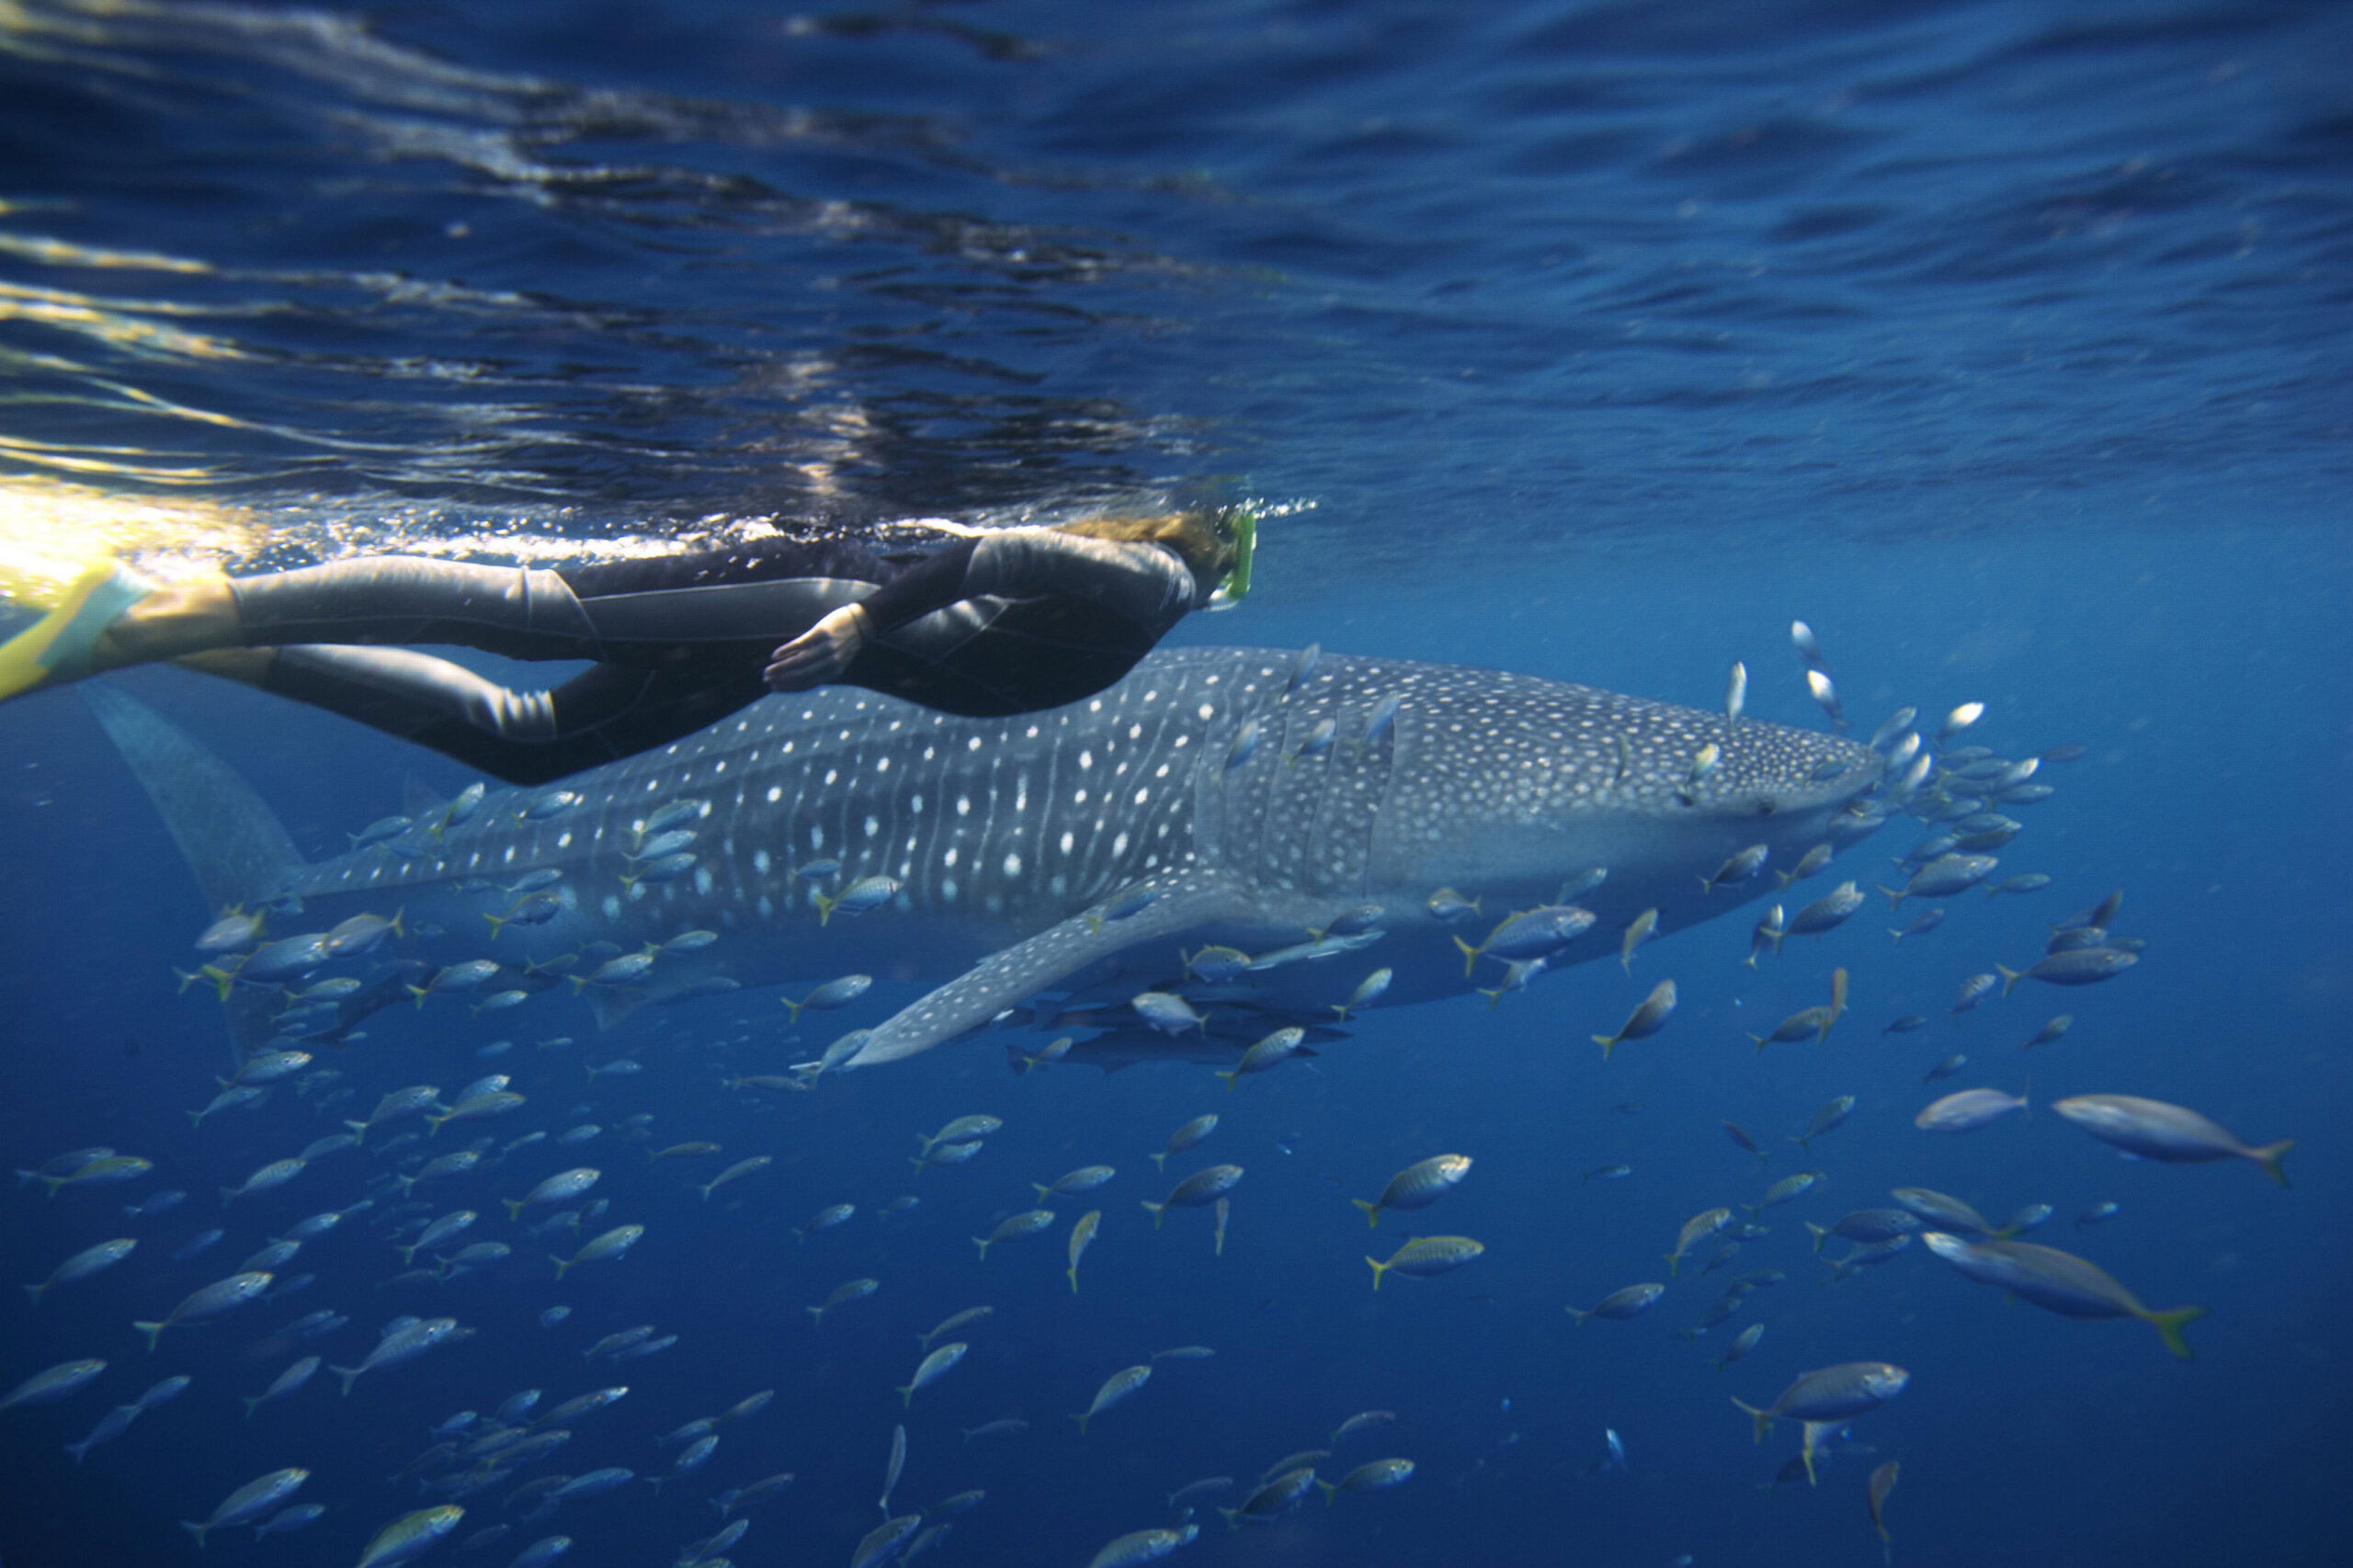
top-left (0, 558), bottom-right (156, 701)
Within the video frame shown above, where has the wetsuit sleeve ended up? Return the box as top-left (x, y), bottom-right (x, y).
top-left (855, 529), bottom-right (1199, 639)
top-left (849, 536), bottom-right (982, 633)
top-left (961, 531), bottom-right (1199, 630)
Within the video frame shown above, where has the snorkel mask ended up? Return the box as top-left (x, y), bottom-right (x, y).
top-left (1206, 506), bottom-right (1255, 610)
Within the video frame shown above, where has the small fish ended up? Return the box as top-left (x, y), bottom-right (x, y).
top-left (1565, 1281), bottom-right (1665, 1325)
top-left (1318, 1457), bottom-right (1415, 1503)
top-left (1881, 854), bottom-right (1999, 908)
top-left (1066, 1210), bottom-right (1102, 1292)
top-left (1915, 1087), bottom-right (2029, 1133)
top-left (813, 874), bottom-right (899, 925)
top-left (1889, 907), bottom-right (1945, 943)
top-left (1805, 668), bottom-right (1846, 728)
top-left (1214, 1027), bottom-right (1309, 1089)
top-left (1593, 980), bottom-right (1677, 1059)
top-left (1722, 1122), bottom-right (1767, 1165)
top-left (1883, 1015), bottom-right (1929, 1035)
top-left (1891, 1187), bottom-right (2002, 1237)
top-left (1731, 1363), bottom-right (1909, 1446)
top-left (1699, 844), bottom-right (1769, 893)
top-left (1776, 843), bottom-right (1835, 888)
top-left (1793, 1096), bottom-right (1857, 1153)
top-left (1922, 1233), bottom-right (2205, 1358)
top-left (1922, 1052), bottom-right (1969, 1084)
top-left (1142, 1165), bottom-right (1244, 1228)
top-left (134, 1270), bottom-right (273, 1348)
top-left (2052, 1095), bottom-right (2290, 1185)
top-left (1744, 903), bottom-right (1786, 969)
top-left (1723, 661), bottom-right (1748, 728)
top-left (549, 1223), bottom-right (644, 1280)
top-left (699, 1155), bottom-right (773, 1201)
top-left (1619, 909), bottom-right (1659, 972)
top-left (779, 973), bottom-right (873, 1023)
top-left (1352, 1155), bottom-right (1472, 1226)
top-left (794, 1202), bottom-right (857, 1240)
top-left (1152, 1114), bottom-right (1218, 1172)
top-left (355, 1506), bottom-right (464, 1568)
top-left (971, 1209), bottom-right (1056, 1262)
top-left (1711, 1321), bottom-right (1767, 1372)
top-left (1221, 1466), bottom-right (1319, 1528)
top-left (1455, 904), bottom-right (1598, 976)
top-left (2076, 1201), bottom-right (2121, 1227)
top-left (1424, 887), bottom-right (1481, 924)
top-left (1985, 871), bottom-right (2052, 898)
top-left (180, 1468), bottom-right (311, 1547)
top-left (22, 1237), bottom-right (136, 1305)
top-left (1086, 1526), bottom-right (1199, 1568)
top-left (1786, 881), bottom-right (1865, 937)
top-left (1223, 720), bottom-right (1261, 772)
top-left (1938, 701), bottom-right (1985, 740)
top-left (1015, 1036), bottom-right (1076, 1074)
top-left (1131, 992), bottom-right (1210, 1035)
top-left (1679, 741), bottom-right (1722, 801)
top-left (1365, 1235), bottom-right (1484, 1290)
top-left (1665, 1208), bottom-right (1733, 1277)
top-left (0, 1358), bottom-right (108, 1413)
top-left (1806, 1209), bottom-right (1922, 1253)
top-left (1331, 1409), bottom-right (1397, 1443)
top-left (1995, 948), bottom-right (2138, 995)
top-left (1070, 1364), bottom-right (1151, 1436)
top-left (1284, 717), bottom-right (1337, 766)
top-left (2019, 1014), bottom-right (2075, 1051)
top-left (962, 1416), bottom-right (1029, 1440)
top-left (1868, 1460), bottom-right (1902, 1562)
top-left (1752, 1170), bottom-right (1827, 1215)
top-left (502, 1167), bottom-right (599, 1220)
top-left (1749, 1007), bottom-right (1829, 1054)
top-left (1033, 1165), bottom-right (1117, 1201)
top-left (241, 1356), bottom-right (321, 1418)
top-left (1790, 620), bottom-right (1826, 669)
top-left (1950, 973), bottom-right (1998, 1017)
top-left (1332, 966), bottom-right (1392, 1020)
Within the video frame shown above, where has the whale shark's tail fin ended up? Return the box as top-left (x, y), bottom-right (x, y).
top-left (84, 684), bottom-right (308, 1065)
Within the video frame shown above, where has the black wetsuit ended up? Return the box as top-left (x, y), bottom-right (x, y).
top-left (223, 529), bottom-right (1204, 783)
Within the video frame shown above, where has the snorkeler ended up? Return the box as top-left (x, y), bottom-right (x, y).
top-left (0, 506), bottom-right (1253, 784)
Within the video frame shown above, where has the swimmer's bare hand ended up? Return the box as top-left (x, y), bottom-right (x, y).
top-left (765, 603), bottom-right (870, 691)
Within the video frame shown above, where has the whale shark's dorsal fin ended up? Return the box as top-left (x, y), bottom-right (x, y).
top-left (847, 869), bottom-right (1266, 1069)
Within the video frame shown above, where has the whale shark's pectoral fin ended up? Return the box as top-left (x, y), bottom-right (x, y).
top-left (847, 870), bottom-right (1266, 1069)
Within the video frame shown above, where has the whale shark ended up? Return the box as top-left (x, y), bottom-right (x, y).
top-left (89, 647), bottom-right (1885, 1071)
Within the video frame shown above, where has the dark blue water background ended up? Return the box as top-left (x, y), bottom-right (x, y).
top-left (1, 3), bottom-right (2347, 1566)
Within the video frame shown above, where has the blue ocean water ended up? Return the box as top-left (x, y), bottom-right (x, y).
top-left (1, 3), bottom-right (2348, 1567)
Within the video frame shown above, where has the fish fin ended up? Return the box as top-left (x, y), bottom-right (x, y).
top-left (241, 1397), bottom-right (258, 1419)
top-left (1365, 1256), bottom-right (1386, 1291)
top-left (1730, 1398), bottom-right (1769, 1444)
top-left (329, 1364), bottom-right (359, 1396)
top-left (1452, 937), bottom-right (1479, 978)
top-left (550, 1256), bottom-right (571, 1280)
top-left (1664, 1254), bottom-right (1681, 1278)
top-left (1592, 1034), bottom-right (1617, 1058)
top-left (847, 870), bottom-right (1264, 1069)
top-left (1351, 1199), bottom-right (1381, 1229)
top-left (1995, 964), bottom-right (2022, 998)
top-left (1564, 1308), bottom-right (1588, 1326)
top-left (1141, 1201), bottom-right (1165, 1231)
top-left (134, 1321), bottom-right (165, 1352)
top-left (1877, 885), bottom-right (1905, 910)
top-left (179, 1521), bottom-right (208, 1547)
top-left (971, 1239), bottom-right (991, 1262)
top-left (2251, 1140), bottom-right (2292, 1187)
top-left (84, 684), bottom-right (306, 1068)
top-left (1214, 1069), bottom-right (1238, 1091)
top-left (1804, 1221), bottom-right (1826, 1254)
top-left (1149, 1153), bottom-right (1167, 1173)
top-left (2145, 1304), bottom-right (2207, 1360)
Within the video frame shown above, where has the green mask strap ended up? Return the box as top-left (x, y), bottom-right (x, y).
top-left (1208, 507), bottom-right (1255, 610)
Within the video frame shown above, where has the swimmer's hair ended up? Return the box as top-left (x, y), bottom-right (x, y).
top-left (1053, 508), bottom-right (1238, 587)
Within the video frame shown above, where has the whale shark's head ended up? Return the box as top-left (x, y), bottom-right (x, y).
top-left (1368, 665), bottom-right (1882, 920)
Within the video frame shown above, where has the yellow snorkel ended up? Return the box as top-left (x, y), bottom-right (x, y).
top-left (1207, 505), bottom-right (1255, 610)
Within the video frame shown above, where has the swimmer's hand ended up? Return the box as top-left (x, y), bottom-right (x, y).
top-left (765, 602), bottom-right (871, 691)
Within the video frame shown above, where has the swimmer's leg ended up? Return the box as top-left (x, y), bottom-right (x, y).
top-left (176, 645), bottom-right (758, 786)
